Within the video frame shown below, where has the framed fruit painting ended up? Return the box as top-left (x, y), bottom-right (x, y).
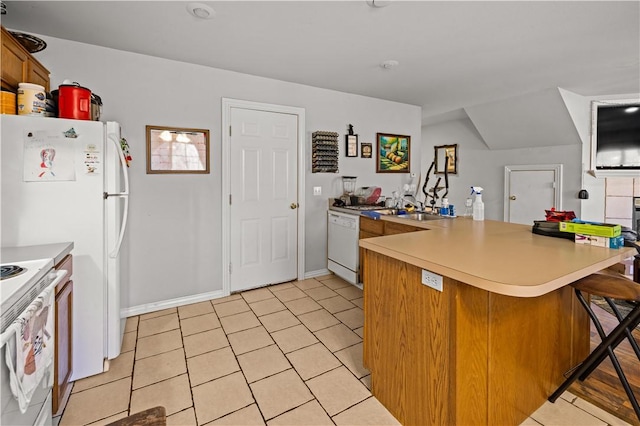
top-left (376, 133), bottom-right (410, 173)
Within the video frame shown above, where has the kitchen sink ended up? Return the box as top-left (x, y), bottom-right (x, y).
top-left (395, 212), bottom-right (446, 221)
top-left (364, 209), bottom-right (450, 221)
top-left (372, 209), bottom-right (400, 215)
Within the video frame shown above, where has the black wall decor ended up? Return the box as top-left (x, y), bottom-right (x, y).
top-left (345, 124), bottom-right (358, 157)
top-left (312, 131), bottom-right (339, 173)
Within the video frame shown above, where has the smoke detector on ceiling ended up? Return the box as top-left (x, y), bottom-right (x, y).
top-left (380, 60), bottom-right (399, 69)
top-left (366, 0), bottom-right (392, 7)
top-left (187, 2), bottom-right (216, 19)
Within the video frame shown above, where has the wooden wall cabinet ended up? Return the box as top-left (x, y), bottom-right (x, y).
top-left (1, 26), bottom-right (50, 91)
top-left (53, 254), bottom-right (73, 415)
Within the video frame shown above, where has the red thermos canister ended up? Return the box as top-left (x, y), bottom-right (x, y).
top-left (58, 83), bottom-right (92, 120)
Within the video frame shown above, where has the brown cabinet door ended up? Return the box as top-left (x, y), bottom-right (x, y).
top-left (1, 28), bottom-right (28, 90)
top-left (360, 217), bottom-right (384, 236)
top-left (1, 26), bottom-right (50, 91)
top-left (53, 254), bottom-right (73, 415)
top-left (26, 60), bottom-right (50, 91)
top-left (54, 279), bottom-right (73, 414)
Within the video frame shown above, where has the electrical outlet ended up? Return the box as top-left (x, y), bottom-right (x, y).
top-left (422, 269), bottom-right (443, 292)
top-left (313, 186), bottom-right (322, 196)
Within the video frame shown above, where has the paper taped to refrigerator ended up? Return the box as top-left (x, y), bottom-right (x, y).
top-left (23, 130), bottom-right (76, 182)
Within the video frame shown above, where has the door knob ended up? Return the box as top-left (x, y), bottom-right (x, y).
top-left (509, 195), bottom-right (516, 201)
top-left (290, 203), bottom-right (298, 209)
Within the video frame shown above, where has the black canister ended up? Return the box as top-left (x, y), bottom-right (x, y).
top-left (90, 93), bottom-right (102, 121)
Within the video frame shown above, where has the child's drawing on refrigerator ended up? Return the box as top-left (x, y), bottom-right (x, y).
top-left (38, 148), bottom-right (56, 178)
top-left (23, 130), bottom-right (76, 182)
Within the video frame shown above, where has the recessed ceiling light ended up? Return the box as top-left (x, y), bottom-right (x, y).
top-left (187, 2), bottom-right (216, 19)
top-left (380, 60), bottom-right (399, 69)
top-left (625, 106), bottom-right (639, 113)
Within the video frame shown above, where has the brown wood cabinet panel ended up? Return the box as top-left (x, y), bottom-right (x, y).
top-left (53, 255), bottom-right (73, 415)
top-left (452, 284), bottom-right (489, 424)
top-left (360, 216), bottom-right (384, 236)
top-left (363, 250), bottom-right (454, 425)
top-left (360, 216), bottom-right (422, 237)
top-left (383, 221), bottom-right (421, 235)
top-left (1, 29), bottom-right (28, 90)
top-left (358, 230), bottom-right (381, 283)
top-left (26, 60), bottom-right (50, 90)
top-left (359, 231), bottom-right (380, 240)
top-left (486, 288), bottom-right (579, 424)
top-left (1, 26), bottom-right (50, 91)
top-left (362, 249), bottom-right (589, 425)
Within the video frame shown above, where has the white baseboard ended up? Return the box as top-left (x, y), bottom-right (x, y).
top-left (304, 268), bottom-right (331, 279)
top-left (121, 289), bottom-right (227, 318)
top-left (121, 270), bottom-right (335, 318)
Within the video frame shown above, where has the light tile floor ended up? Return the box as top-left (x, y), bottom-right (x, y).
top-left (56, 275), bottom-right (632, 426)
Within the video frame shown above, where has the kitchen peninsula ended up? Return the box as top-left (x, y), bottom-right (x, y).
top-left (359, 217), bottom-right (635, 425)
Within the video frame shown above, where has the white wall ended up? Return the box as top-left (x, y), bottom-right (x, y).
top-left (32, 36), bottom-right (421, 311)
top-left (421, 118), bottom-right (582, 221)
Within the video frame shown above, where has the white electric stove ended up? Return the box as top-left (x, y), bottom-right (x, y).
top-left (1, 259), bottom-right (55, 330)
top-left (1, 257), bottom-right (57, 426)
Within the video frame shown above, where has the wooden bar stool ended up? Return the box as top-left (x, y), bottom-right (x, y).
top-left (548, 268), bottom-right (640, 421)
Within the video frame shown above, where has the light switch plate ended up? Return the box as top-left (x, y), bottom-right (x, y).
top-left (313, 186), bottom-right (322, 196)
top-left (422, 269), bottom-right (443, 292)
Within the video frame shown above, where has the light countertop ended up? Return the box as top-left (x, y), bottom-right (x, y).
top-left (1, 242), bottom-right (74, 266)
top-left (359, 217), bottom-right (636, 297)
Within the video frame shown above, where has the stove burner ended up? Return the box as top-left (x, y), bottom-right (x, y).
top-left (1, 265), bottom-right (27, 280)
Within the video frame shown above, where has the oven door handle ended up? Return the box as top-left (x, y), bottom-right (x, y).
top-left (0, 270), bottom-right (68, 348)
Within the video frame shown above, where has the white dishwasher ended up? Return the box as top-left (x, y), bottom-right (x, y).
top-left (327, 210), bottom-right (361, 287)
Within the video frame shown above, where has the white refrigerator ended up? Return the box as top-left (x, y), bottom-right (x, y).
top-left (1, 114), bottom-right (129, 381)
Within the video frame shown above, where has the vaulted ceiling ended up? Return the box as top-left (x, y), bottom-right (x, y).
top-left (3, 1), bottom-right (639, 124)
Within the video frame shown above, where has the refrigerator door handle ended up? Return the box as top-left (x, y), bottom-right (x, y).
top-left (108, 133), bottom-right (130, 195)
top-left (106, 132), bottom-right (130, 259)
top-left (109, 194), bottom-right (129, 259)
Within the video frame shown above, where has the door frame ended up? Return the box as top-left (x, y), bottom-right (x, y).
top-left (221, 98), bottom-right (306, 296)
top-left (503, 164), bottom-right (563, 222)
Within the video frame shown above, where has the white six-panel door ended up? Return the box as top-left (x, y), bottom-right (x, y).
top-left (229, 107), bottom-right (299, 292)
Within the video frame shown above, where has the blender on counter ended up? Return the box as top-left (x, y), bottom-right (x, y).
top-left (340, 176), bottom-right (357, 205)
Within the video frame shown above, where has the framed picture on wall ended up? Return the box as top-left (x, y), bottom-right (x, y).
top-left (345, 134), bottom-right (358, 157)
top-left (361, 143), bottom-right (372, 158)
top-left (435, 144), bottom-right (457, 174)
top-left (376, 133), bottom-right (410, 173)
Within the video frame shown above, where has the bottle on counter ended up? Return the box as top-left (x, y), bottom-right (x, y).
top-left (440, 198), bottom-right (449, 216)
top-left (464, 197), bottom-right (473, 217)
top-left (471, 187), bottom-right (484, 221)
